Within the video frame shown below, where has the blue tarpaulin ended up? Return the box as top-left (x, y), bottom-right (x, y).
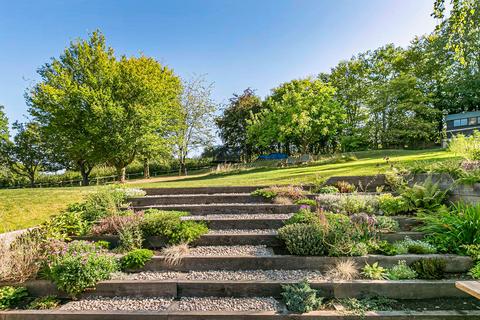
top-left (257, 153), bottom-right (288, 160)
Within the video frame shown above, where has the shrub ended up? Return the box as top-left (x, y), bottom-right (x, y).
top-left (278, 223), bottom-right (327, 256)
top-left (362, 262), bottom-right (387, 280)
top-left (26, 295), bottom-right (60, 310)
top-left (316, 186), bottom-right (339, 194)
top-left (251, 188), bottom-right (277, 199)
top-left (122, 188), bottom-right (146, 198)
top-left (0, 286), bottom-right (28, 310)
top-left (273, 196), bottom-right (293, 205)
top-left (399, 177), bottom-right (449, 215)
top-left (75, 187), bottom-right (129, 223)
top-left (375, 216), bottom-right (399, 232)
top-left (366, 239), bottom-right (397, 256)
top-left (334, 181), bottom-right (356, 193)
top-left (281, 280), bottom-right (323, 313)
top-left (285, 208), bottom-right (322, 225)
top-left (270, 185), bottom-right (307, 200)
top-left (1, 229), bottom-right (48, 283)
top-left (325, 259), bottom-right (358, 281)
top-left (469, 262), bottom-right (480, 279)
top-left (140, 210), bottom-right (207, 245)
top-left (377, 194), bottom-right (408, 216)
top-left (448, 131), bottom-right (480, 161)
top-left (120, 249), bottom-right (154, 270)
top-left (410, 258), bottom-right (446, 280)
top-left (140, 210), bottom-right (187, 238)
top-left (42, 210), bottom-right (89, 240)
top-left (117, 223), bottom-right (144, 253)
top-left (169, 220), bottom-right (209, 244)
top-left (387, 260), bottom-right (417, 280)
top-left (295, 198), bottom-right (317, 206)
top-left (417, 202), bottom-right (480, 254)
top-left (44, 241), bottom-right (118, 297)
top-left (401, 238), bottom-right (437, 254)
top-left (91, 212), bottom-right (144, 236)
top-left (316, 194), bottom-right (378, 214)
top-left (463, 244), bottom-right (480, 261)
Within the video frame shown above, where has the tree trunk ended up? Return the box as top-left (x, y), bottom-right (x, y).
top-left (79, 161), bottom-right (90, 186)
top-left (29, 175), bottom-right (35, 188)
top-left (117, 166), bottom-right (126, 183)
top-left (143, 158), bottom-right (150, 179)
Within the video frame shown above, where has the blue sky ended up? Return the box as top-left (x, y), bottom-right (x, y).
top-left (0, 0), bottom-right (438, 125)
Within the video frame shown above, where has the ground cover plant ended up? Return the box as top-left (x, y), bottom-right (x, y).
top-left (120, 249), bottom-right (154, 270)
top-left (0, 286), bottom-right (28, 310)
top-left (281, 280), bottom-right (324, 313)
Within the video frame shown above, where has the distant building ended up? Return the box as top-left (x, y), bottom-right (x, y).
top-left (445, 111), bottom-right (480, 139)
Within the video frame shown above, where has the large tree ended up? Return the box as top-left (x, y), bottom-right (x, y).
top-left (247, 78), bottom-right (345, 154)
top-left (28, 31), bottom-right (116, 186)
top-left (28, 31), bottom-right (182, 184)
top-left (96, 55), bottom-right (182, 182)
top-left (174, 75), bottom-right (216, 175)
top-left (4, 122), bottom-right (48, 187)
top-left (216, 88), bottom-right (263, 162)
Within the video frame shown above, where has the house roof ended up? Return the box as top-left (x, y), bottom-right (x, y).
top-left (446, 111), bottom-right (480, 121)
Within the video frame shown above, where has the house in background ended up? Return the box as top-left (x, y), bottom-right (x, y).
top-left (445, 111), bottom-right (480, 139)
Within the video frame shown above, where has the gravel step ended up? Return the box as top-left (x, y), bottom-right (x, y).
top-left (60, 297), bottom-right (173, 311)
top-left (188, 245), bottom-right (275, 256)
top-left (172, 297), bottom-right (281, 312)
top-left (130, 194), bottom-right (273, 206)
top-left (193, 231), bottom-right (282, 247)
top-left (183, 214), bottom-right (292, 230)
top-left (111, 270), bottom-right (324, 282)
top-left (131, 203), bottom-right (301, 215)
top-left (143, 186), bottom-right (266, 195)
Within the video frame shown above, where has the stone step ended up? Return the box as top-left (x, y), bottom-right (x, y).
top-left (131, 204), bottom-right (302, 215)
top-left (4, 309), bottom-right (480, 319)
top-left (143, 186), bottom-right (266, 196)
top-left (141, 254), bottom-right (472, 272)
top-left (17, 279), bottom-right (471, 300)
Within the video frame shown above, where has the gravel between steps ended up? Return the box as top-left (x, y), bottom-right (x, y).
top-left (110, 271), bottom-right (186, 280)
top-left (174, 297), bottom-right (281, 312)
top-left (207, 229), bottom-right (278, 235)
top-left (189, 245), bottom-right (274, 256)
top-left (110, 270), bottom-right (324, 281)
top-left (60, 297), bottom-right (173, 311)
top-left (185, 269), bottom-right (324, 281)
top-left (182, 213), bottom-right (293, 220)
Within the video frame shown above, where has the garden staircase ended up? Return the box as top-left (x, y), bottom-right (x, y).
top-left (4, 186), bottom-right (480, 319)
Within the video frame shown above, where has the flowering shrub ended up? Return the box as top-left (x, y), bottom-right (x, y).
top-left (120, 188), bottom-right (146, 198)
top-left (43, 241), bottom-right (118, 297)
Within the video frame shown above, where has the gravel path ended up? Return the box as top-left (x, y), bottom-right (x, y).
top-left (182, 213), bottom-right (293, 220)
top-left (207, 229), bottom-right (277, 235)
top-left (189, 245), bottom-right (274, 256)
top-left (174, 297), bottom-right (281, 312)
top-left (110, 271), bottom-right (185, 280)
top-left (185, 270), bottom-right (324, 281)
top-left (60, 297), bottom-right (173, 311)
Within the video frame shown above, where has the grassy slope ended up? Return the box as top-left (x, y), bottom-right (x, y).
top-left (0, 149), bottom-right (455, 232)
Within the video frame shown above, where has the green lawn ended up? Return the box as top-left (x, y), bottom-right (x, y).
top-left (0, 148), bottom-right (456, 232)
